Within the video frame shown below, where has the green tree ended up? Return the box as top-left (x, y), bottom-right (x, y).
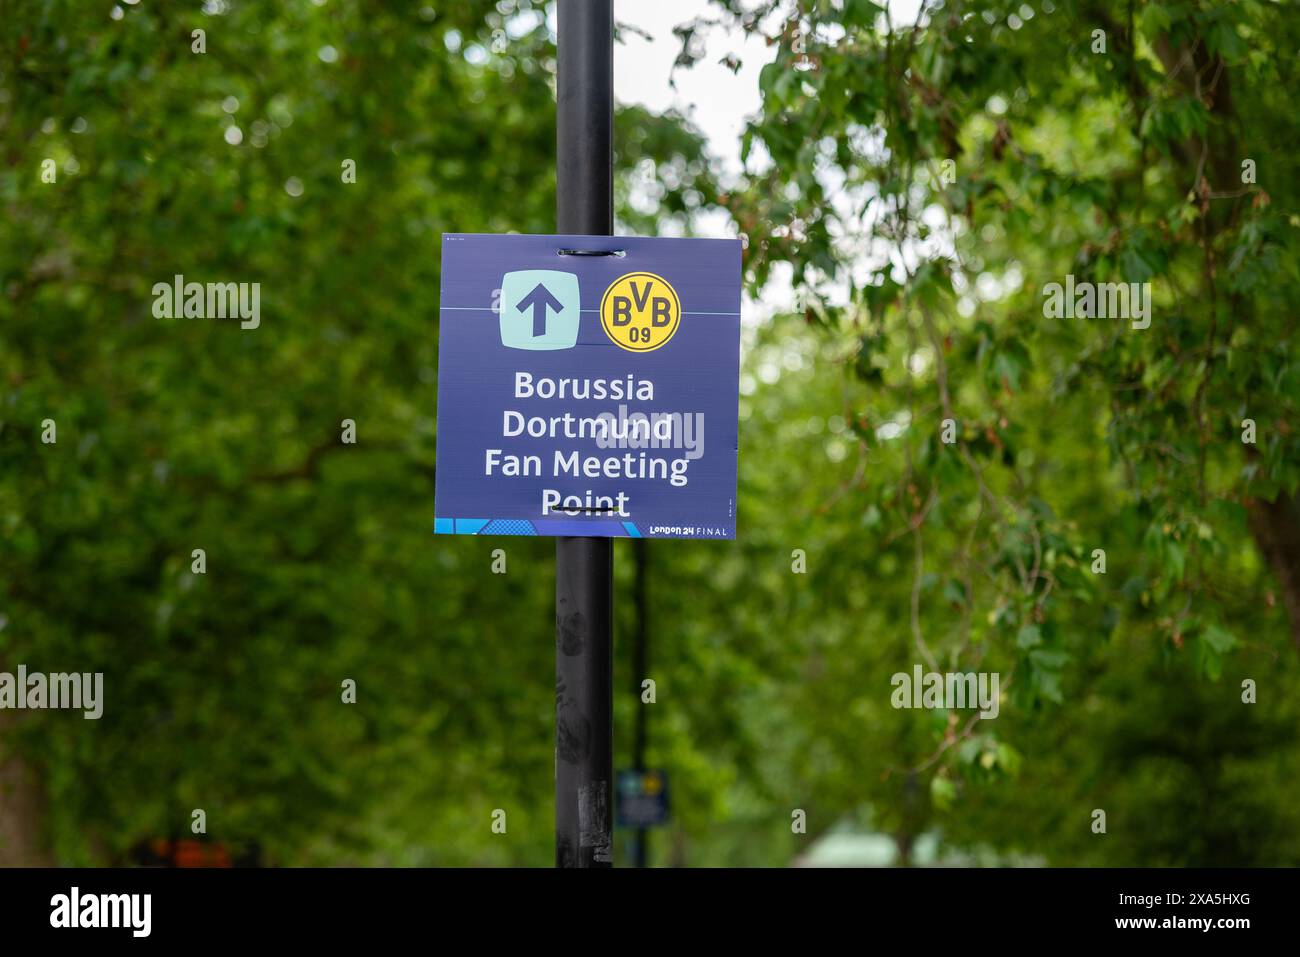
top-left (0, 0), bottom-right (717, 864)
top-left (2, 0), bottom-right (1297, 869)
top-left (688, 0), bottom-right (1300, 861)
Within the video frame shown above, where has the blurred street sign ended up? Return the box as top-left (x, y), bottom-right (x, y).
top-left (616, 769), bottom-right (670, 828)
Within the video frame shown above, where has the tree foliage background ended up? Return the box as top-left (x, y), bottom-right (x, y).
top-left (1, 0), bottom-right (1297, 866)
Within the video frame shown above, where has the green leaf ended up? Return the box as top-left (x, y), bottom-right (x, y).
top-left (930, 775), bottom-right (957, 811)
top-left (1207, 21), bottom-right (1248, 61)
top-left (1016, 624), bottom-right (1043, 648)
top-left (1196, 625), bottom-right (1238, 680)
top-left (1140, 4), bottom-right (1173, 38)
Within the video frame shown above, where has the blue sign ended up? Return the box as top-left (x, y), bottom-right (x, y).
top-left (435, 233), bottom-right (741, 539)
top-left (616, 769), bottom-right (670, 828)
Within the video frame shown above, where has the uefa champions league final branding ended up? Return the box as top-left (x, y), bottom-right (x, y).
top-left (435, 234), bottom-right (742, 540)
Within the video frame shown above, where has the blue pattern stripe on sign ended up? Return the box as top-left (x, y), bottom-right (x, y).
top-left (480, 520), bottom-right (537, 536)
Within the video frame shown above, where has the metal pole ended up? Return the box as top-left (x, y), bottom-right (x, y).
top-left (631, 537), bottom-right (649, 867)
top-left (555, 0), bottom-right (614, 869)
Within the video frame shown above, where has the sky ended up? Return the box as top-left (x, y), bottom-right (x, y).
top-left (564, 0), bottom-right (939, 333)
top-left (612, 0), bottom-right (774, 176)
top-left (605, 2), bottom-right (931, 313)
top-left (608, 1), bottom-right (786, 317)
top-left (610, 0), bottom-right (925, 173)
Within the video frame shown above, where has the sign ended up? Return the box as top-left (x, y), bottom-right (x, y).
top-left (435, 233), bottom-right (742, 539)
top-left (616, 769), bottom-right (670, 828)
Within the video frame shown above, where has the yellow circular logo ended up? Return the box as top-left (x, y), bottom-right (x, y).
top-left (600, 272), bottom-right (681, 352)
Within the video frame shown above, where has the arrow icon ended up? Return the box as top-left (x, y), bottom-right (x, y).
top-left (516, 283), bottom-right (565, 337)
top-left (498, 270), bottom-right (580, 351)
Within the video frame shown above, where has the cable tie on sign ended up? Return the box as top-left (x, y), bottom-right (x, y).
top-left (557, 248), bottom-right (625, 257)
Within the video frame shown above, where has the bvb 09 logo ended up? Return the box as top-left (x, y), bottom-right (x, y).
top-left (600, 272), bottom-right (681, 352)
